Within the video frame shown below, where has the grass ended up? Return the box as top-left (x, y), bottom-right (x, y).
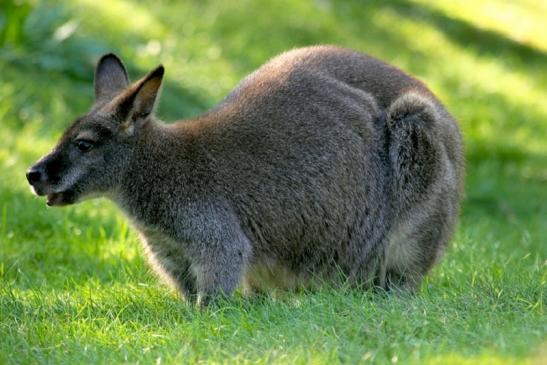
top-left (0, 0), bottom-right (545, 363)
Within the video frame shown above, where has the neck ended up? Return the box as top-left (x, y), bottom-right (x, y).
top-left (112, 118), bottom-right (203, 228)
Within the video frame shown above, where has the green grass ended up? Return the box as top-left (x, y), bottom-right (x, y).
top-left (1, 0), bottom-right (546, 363)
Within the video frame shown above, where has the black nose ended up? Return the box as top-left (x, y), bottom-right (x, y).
top-left (26, 167), bottom-right (42, 184)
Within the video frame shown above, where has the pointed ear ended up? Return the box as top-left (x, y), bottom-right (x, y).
top-left (94, 53), bottom-right (129, 102)
top-left (132, 65), bottom-right (164, 118)
top-left (117, 65), bottom-right (164, 123)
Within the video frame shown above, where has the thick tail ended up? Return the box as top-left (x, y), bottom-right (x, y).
top-left (386, 91), bottom-right (443, 215)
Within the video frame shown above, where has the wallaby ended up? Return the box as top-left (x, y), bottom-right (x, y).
top-left (27, 46), bottom-right (464, 306)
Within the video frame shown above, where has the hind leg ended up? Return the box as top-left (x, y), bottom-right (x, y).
top-left (385, 211), bottom-right (449, 292)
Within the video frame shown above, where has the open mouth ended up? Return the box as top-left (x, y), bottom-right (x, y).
top-left (30, 184), bottom-right (76, 207)
top-left (46, 191), bottom-right (74, 206)
top-left (46, 192), bottom-right (63, 206)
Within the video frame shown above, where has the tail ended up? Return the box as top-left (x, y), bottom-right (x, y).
top-left (386, 91), bottom-right (443, 214)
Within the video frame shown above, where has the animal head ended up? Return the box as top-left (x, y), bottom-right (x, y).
top-left (26, 54), bottom-right (164, 206)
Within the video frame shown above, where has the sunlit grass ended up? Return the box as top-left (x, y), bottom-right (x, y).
top-left (1, 0), bottom-right (546, 364)
top-left (414, 0), bottom-right (547, 53)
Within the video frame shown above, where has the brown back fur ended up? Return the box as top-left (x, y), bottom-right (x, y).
top-left (27, 46), bottom-right (464, 305)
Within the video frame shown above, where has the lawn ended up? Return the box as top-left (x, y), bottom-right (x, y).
top-left (0, 0), bottom-right (545, 364)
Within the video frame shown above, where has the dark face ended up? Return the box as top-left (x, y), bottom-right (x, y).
top-left (26, 53), bottom-right (164, 207)
top-left (26, 115), bottom-right (131, 206)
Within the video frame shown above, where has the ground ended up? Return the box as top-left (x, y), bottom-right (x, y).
top-left (0, 0), bottom-right (545, 364)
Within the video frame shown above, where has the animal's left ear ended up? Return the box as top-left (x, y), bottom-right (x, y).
top-left (117, 65), bottom-right (164, 126)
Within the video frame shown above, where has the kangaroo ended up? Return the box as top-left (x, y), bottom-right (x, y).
top-left (27, 46), bottom-right (464, 306)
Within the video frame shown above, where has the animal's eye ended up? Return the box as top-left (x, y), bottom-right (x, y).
top-left (74, 139), bottom-right (94, 152)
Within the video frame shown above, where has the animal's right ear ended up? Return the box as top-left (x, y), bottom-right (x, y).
top-left (94, 53), bottom-right (130, 103)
